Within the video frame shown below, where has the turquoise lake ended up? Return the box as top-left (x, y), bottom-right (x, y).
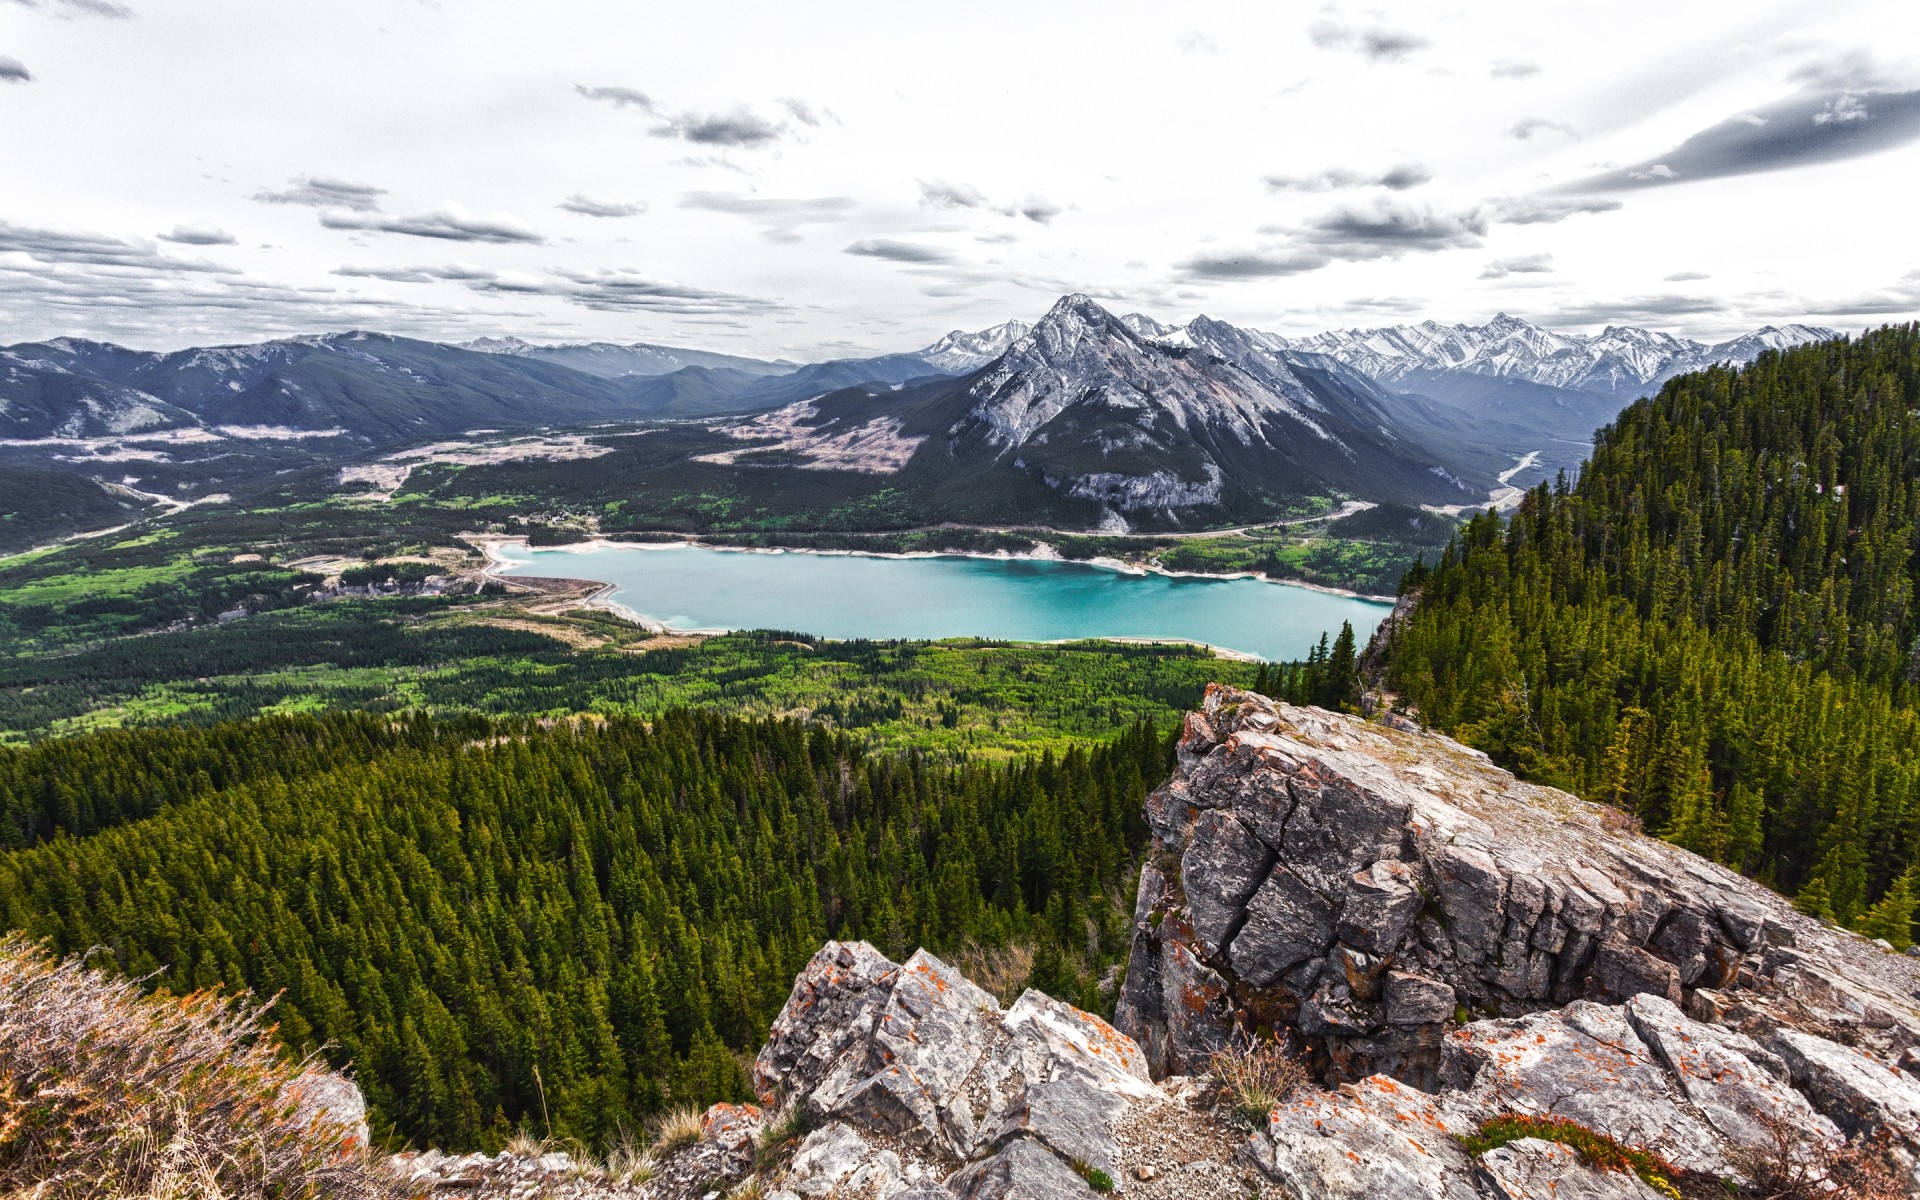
top-left (491, 542), bottom-right (1392, 662)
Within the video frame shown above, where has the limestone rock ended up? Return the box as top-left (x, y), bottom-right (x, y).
top-left (1253, 1075), bottom-right (1481, 1200)
top-left (1768, 1027), bottom-right (1920, 1148)
top-left (1474, 1138), bottom-right (1666, 1199)
top-left (1440, 1001), bottom-right (1730, 1175)
top-left (948, 1137), bottom-right (1094, 1200)
top-left (1115, 687), bottom-right (1920, 1115)
top-left (1622, 993), bottom-right (1841, 1158)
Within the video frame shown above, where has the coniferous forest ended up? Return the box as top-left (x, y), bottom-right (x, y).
top-left (0, 709), bottom-right (1167, 1150)
top-left (1384, 324), bottom-right (1920, 937)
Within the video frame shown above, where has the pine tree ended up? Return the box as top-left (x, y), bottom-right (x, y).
top-left (1855, 870), bottom-right (1918, 951)
top-left (1792, 876), bottom-right (1836, 923)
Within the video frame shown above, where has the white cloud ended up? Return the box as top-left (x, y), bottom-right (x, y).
top-left (0, 0), bottom-right (1911, 350)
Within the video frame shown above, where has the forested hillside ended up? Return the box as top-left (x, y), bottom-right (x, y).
top-left (0, 709), bottom-right (1168, 1151)
top-left (1384, 324), bottom-right (1920, 936)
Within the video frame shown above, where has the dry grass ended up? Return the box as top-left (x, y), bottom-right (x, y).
top-left (1206, 1029), bottom-right (1309, 1131)
top-left (651, 1104), bottom-right (706, 1156)
top-left (0, 936), bottom-right (398, 1200)
top-left (601, 1127), bottom-right (657, 1185)
top-left (950, 939), bottom-right (1035, 1005)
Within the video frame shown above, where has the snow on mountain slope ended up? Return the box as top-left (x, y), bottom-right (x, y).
top-left (960, 296), bottom-right (1326, 449)
top-left (915, 319), bottom-right (1035, 372)
top-left (1272, 314), bottom-right (1839, 395)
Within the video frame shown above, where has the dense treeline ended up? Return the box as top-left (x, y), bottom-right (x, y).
top-left (0, 710), bottom-right (490, 848)
top-left (0, 710), bottom-right (1169, 1150)
top-left (1385, 325), bottom-right (1920, 939)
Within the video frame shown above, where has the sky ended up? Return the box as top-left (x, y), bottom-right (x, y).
top-left (3, 0), bottom-right (1919, 357)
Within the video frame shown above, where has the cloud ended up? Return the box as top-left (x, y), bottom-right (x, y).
top-left (681, 191), bottom-right (855, 243)
top-left (0, 218), bottom-right (521, 346)
top-left (157, 222), bottom-right (237, 246)
top-left (1264, 163), bottom-right (1431, 191)
top-left (577, 82), bottom-right (788, 147)
top-left (1539, 294), bottom-right (1728, 325)
top-left (333, 262), bottom-right (500, 285)
top-left (844, 239), bottom-right (953, 264)
top-left (652, 108), bottom-right (783, 147)
top-left (1490, 58), bottom-right (1540, 79)
top-left (319, 206), bottom-right (544, 244)
top-left (333, 259), bottom-right (781, 318)
top-left (1488, 195), bottom-right (1621, 224)
top-left (557, 194), bottom-right (646, 218)
top-left (254, 175), bottom-right (386, 211)
top-left (5, 0), bottom-right (132, 16)
top-left (1480, 253), bottom-right (1555, 279)
top-left (574, 84), bottom-right (654, 111)
top-left (1187, 191), bottom-right (1613, 282)
top-left (915, 179), bottom-right (1062, 224)
top-left (1563, 89), bottom-right (1920, 192)
top-left (1179, 249), bottom-right (1336, 279)
top-left (1176, 31), bottom-right (1222, 54)
top-left (1795, 269), bottom-right (1920, 318)
top-left (1018, 198), bottom-right (1063, 225)
top-left (1309, 17), bottom-right (1430, 62)
top-left (919, 180), bottom-right (990, 210)
top-left (778, 97), bottom-right (823, 126)
top-left (546, 268), bottom-right (779, 316)
top-left (1303, 198), bottom-right (1489, 251)
top-left (1508, 117), bottom-right (1576, 140)
top-left (1663, 271), bottom-right (1711, 282)
top-left (0, 55), bottom-right (30, 82)
top-left (0, 219), bottom-right (232, 272)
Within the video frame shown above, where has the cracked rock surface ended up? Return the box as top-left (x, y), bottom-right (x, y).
top-left (1114, 687), bottom-right (1920, 1195)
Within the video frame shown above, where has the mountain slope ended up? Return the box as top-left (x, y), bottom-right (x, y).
top-left (0, 333), bottom-right (690, 446)
top-left (1383, 323), bottom-right (1920, 924)
top-left (715, 295), bottom-right (1496, 529)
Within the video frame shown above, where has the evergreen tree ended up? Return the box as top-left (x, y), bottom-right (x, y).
top-left (1856, 870), bottom-right (1918, 951)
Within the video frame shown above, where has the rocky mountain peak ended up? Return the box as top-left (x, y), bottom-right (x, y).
top-left (917, 319), bottom-right (1036, 372)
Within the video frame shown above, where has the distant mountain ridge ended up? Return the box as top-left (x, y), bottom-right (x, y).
top-left (458, 335), bottom-right (797, 380)
top-left (914, 319), bottom-right (1034, 372)
top-left (1268, 313), bottom-right (1838, 396)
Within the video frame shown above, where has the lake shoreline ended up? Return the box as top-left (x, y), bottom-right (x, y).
top-left (474, 535), bottom-right (1388, 662)
top-left (473, 533), bottom-right (1396, 602)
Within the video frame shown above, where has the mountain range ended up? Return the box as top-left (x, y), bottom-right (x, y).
top-left (0, 300), bottom-right (1844, 543)
top-left (1273, 313), bottom-right (1836, 395)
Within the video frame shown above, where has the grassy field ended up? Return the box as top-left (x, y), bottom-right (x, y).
top-left (2, 592), bottom-right (1259, 756)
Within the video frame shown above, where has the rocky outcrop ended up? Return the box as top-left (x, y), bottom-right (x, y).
top-left (1110, 687), bottom-right (1920, 1193)
top-left (747, 942), bottom-right (1167, 1199)
top-left (394, 688), bottom-right (1920, 1198)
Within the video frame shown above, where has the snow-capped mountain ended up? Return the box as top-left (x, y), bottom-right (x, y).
top-left (1271, 314), bottom-right (1839, 397)
top-left (915, 319), bottom-right (1034, 372)
top-left (738, 295), bottom-right (1500, 529)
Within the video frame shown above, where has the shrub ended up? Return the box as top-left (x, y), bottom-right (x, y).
top-left (1730, 1113), bottom-right (1907, 1200)
top-left (0, 936), bottom-right (396, 1200)
top-left (1206, 1028), bottom-right (1308, 1131)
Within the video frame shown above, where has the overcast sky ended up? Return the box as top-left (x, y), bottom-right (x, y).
top-left (4, 0), bottom-right (1919, 356)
